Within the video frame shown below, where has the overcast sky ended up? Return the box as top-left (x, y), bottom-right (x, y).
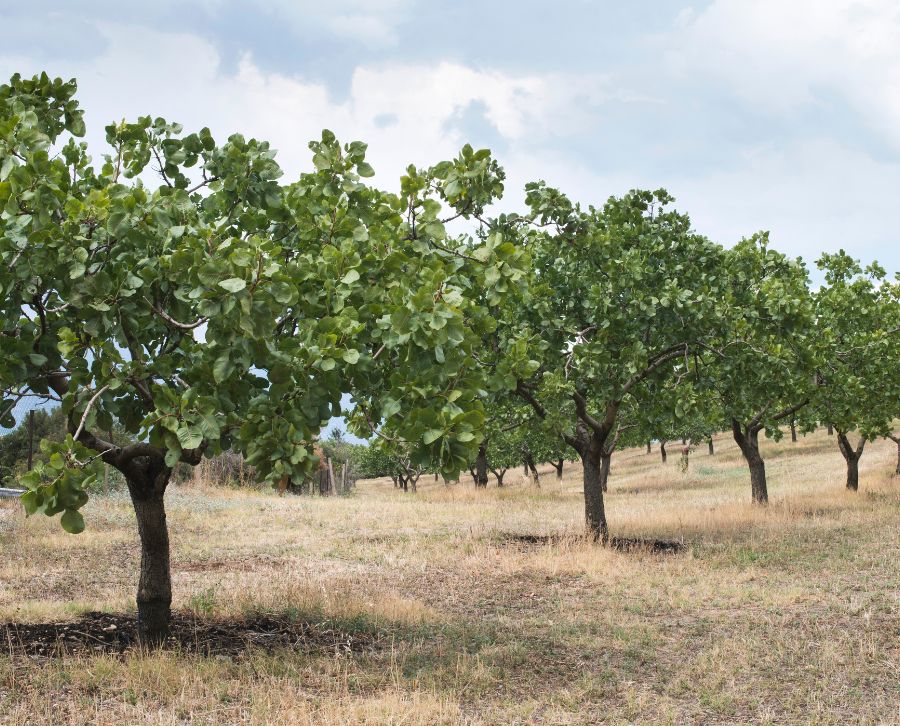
top-left (3, 0), bottom-right (900, 276)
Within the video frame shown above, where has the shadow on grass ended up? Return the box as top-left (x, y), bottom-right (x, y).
top-left (2, 610), bottom-right (385, 658)
top-left (499, 532), bottom-right (685, 554)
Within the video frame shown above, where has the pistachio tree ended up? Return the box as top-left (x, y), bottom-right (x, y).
top-left (0, 73), bottom-right (516, 643)
top-left (700, 234), bottom-right (815, 503)
top-left (500, 187), bottom-right (724, 541)
top-left (812, 251), bottom-right (900, 490)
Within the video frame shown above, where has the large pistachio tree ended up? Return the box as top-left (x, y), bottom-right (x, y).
top-left (0, 73), bottom-right (516, 643)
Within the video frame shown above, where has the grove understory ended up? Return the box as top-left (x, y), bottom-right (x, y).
top-left (1, 429), bottom-right (897, 725)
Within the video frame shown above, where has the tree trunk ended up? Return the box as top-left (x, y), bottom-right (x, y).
top-left (475, 445), bottom-right (488, 487)
top-left (681, 437), bottom-right (687, 445)
top-left (127, 472), bottom-right (173, 646)
top-left (599, 451), bottom-right (611, 493)
top-left (893, 438), bottom-right (900, 476)
top-left (845, 456), bottom-right (859, 492)
top-left (491, 468), bottom-right (507, 487)
top-left (790, 421), bottom-right (797, 442)
top-left (552, 458), bottom-right (564, 480)
top-left (646, 441), bottom-right (651, 454)
top-left (836, 431), bottom-right (865, 492)
top-left (708, 437), bottom-right (714, 455)
top-left (679, 446), bottom-right (690, 472)
top-left (732, 420), bottom-right (768, 504)
top-left (826, 423), bottom-right (833, 436)
top-left (659, 440), bottom-right (667, 463)
top-left (524, 453), bottom-right (540, 487)
top-left (581, 442), bottom-right (608, 543)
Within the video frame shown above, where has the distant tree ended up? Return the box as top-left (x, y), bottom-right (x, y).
top-left (812, 251), bottom-right (900, 490)
top-left (0, 406), bottom-right (64, 484)
top-left (357, 440), bottom-right (423, 492)
top-left (700, 234), bottom-right (815, 504)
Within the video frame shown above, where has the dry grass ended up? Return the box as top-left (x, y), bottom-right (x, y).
top-left (0, 428), bottom-right (898, 724)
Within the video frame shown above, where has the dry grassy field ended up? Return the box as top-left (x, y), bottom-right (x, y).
top-left (1, 428), bottom-right (898, 724)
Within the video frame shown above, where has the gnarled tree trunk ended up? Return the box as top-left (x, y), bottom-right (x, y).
top-left (599, 450), bottom-right (611, 493)
top-left (888, 435), bottom-right (900, 476)
top-left (790, 420), bottom-right (797, 442)
top-left (732, 419), bottom-right (768, 504)
top-left (708, 437), bottom-right (714, 455)
top-left (474, 445), bottom-right (489, 487)
top-left (659, 440), bottom-right (667, 463)
top-left (836, 431), bottom-right (866, 492)
top-left (581, 439), bottom-right (609, 543)
top-left (490, 467), bottom-right (507, 487)
top-left (127, 464), bottom-right (173, 646)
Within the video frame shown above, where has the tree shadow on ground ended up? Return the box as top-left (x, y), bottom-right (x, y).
top-left (2, 611), bottom-right (384, 658)
top-left (499, 532), bottom-right (684, 554)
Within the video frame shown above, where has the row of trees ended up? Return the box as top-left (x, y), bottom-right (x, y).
top-left (2, 73), bottom-right (898, 643)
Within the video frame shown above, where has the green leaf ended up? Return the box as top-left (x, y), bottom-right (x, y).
top-left (422, 429), bottom-right (443, 445)
top-left (60, 509), bottom-right (85, 534)
top-left (176, 426), bottom-right (203, 450)
top-left (164, 447), bottom-right (181, 468)
top-left (213, 354), bottom-right (234, 383)
top-left (219, 278), bottom-right (247, 293)
top-left (340, 269), bottom-right (360, 285)
top-left (342, 349), bottom-right (360, 364)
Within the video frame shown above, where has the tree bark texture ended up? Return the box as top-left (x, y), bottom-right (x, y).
top-left (127, 464), bottom-right (173, 646)
top-left (836, 431), bottom-right (866, 492)
top-left (732, 419), bottom-right (768, 504)
top-left (475, 445), bottom-right (488, 487)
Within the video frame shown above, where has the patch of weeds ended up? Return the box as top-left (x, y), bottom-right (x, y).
top-left (699, 688), bottom-right (736, 716)
top-left (187, 587), bottom-right (218, 616)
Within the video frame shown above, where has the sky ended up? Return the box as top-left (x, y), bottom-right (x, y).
top-left (3, 1), bottom-right (899, 434)
top-left (2, 0), bottom-right (899, 275)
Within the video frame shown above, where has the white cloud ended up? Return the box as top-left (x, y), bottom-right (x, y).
top-left (0, 23), bottom-right (607, 191)
top-left (261, 0), bottom-right (415, 48)
top-left (665, 0), bottom-right (900, 151)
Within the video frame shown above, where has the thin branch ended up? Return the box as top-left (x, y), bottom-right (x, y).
top-left (72, 385), bottom-right (110, 442)
top-left (148, 300), bottom-right (207, 330)
top-left (187, 174), bottom-right (220, 194)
